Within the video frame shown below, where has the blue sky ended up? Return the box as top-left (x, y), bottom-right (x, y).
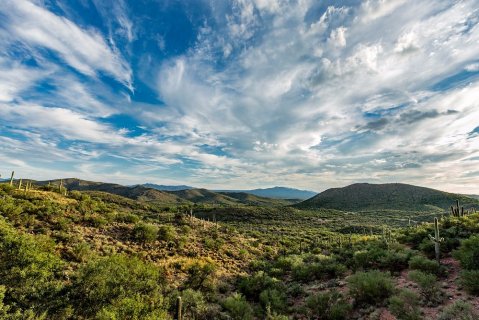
top-left (0, 0), bottom-right (479, 193)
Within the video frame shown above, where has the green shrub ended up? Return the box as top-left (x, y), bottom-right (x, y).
top-left (378, 249), bottom-right (412, 272)
top-left (291, 257), bottom-right (346, 282)
top-left (223, 293), bottom-right (253, 320)
top-left (133, 222), bottom-right (158, 243)
top-left (174, 289), bottom-right (207, 320)
top-left (437, 300), bottom-right (478, 320)
top-left (85, 213), bottom-right (108, 228)
top-left (71, 254), bottom-right (167, 318)
top-left (453, 235), bottom-right (479, 270)
top-left (95, 294), bottom-right (170, 320)
top-left (458, 270), bottom-right (479, 295)
top-left (259, 288), bottom-right (286, 314)
top-left (0, 219), bottom-right (64, 315)
top-left (408, 270), bottom-right (443, 306)
top-left (352, 243), bottom-right (412, 272)
top-left (71, 242), bottom-right (92, 263)
top-left (347, 270), bottom-right (394, 306)
top-left (306, 290), bottom-right (351, 319)
top-left (158, 225), bottom-right (176, 242)
top-left (115, 212), bottom-right (140, 224)
top-left (0, 197), bottom-right (22, 219)
top-left (239, 271), bottom-right (279, 300)
top-left (274, 255), bottom-right (303, 272)
top-left (0, 285), bottom-right (8, 317)
top-left (408, 255), bottom-right (442, 275)
top-left (186, 261), bottom-right (217, 291)
top-left (388, 289), bottom-right (422, 320)
top-left (418, 238), bottom-right (436, 258)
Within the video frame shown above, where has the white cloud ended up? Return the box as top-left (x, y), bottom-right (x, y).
top-left (465, 63), bottom-right (479, 72)
top-left (152, 0), bottom-right (479, 192)
top-left (0, 103), bottom-right (122, 143)
top-left (328, 27), bottom-right (347, 48)
top-left (0, 59), bottom-right (44, 102)
top-left (1, 0), bottom-right (479, 192)
top-left (1, 0), bottom-right (132, 89)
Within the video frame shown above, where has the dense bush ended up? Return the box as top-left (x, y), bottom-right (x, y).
top-left (115, 212), bottom-right (140, 223)
top-left (186, 261), bottom-right (217, 291)
top-left (70, 242), bottom-right (92, 263)
top-left (133, 222), bottom-right (159, 243)
top-left (259, 288), bottom-right (287, 314)
top-left (353, 243), bottom-right (412, 272)
top-left (407, 270), bottom-right (443, 306)
top-left (437, 300), bottom-right (478, 320)
top-left (70, 254), bottom-right (168, 318)
top-left (171, 289), bottom-right (208, 320)
top-left (239, 271), bottom-right (280, 300)
top-left (458, 270), bottom-right (479, 295)
top-left (158, 225), bottom-right (176, 242)
top-left (291, 255), bottom-right (346, 282)
top-left (408, 255), bottom-right (442, 276)
top-left (305, 290), bottom-right (351, 319)
top-left (223, 293), bottom-right (253, 320)
top-left (0, 218), bottom-right (65, 316)
top-left (453, 235), bottom-right (479, 270)
top-left (388, 289), bottom-right (422, 320)
top-left (347, 270), bottom-right (394, 306)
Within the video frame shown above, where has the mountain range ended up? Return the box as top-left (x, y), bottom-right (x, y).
top-left (36, 179), bottom-right (298, 207)
top-left (7, 178), bottom-right (479, 212)
top-left (143, 183), bottom-right (316, 200)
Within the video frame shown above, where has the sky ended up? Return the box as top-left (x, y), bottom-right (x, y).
top-left (0, 0), bottom-right (478, 193)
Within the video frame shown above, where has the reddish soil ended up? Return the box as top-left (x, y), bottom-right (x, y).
top-left (395, 256), bottom-right (479, 319)
top-left (379, 308), bottom-right (396, 320)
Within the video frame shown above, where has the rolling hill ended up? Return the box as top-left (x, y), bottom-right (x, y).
top-left (169, 188), bottom-right (297, 206)
top-left (37, 179), bottom-right (294, 206)
top-left (143, 183), bottom-right (315, 201)
top-left (39, 178), bottom-right (188, 205)
top-left (295, 183), bottom-right (479, 211)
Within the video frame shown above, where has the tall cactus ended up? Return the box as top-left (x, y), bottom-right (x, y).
top-left (429, 218), bottom-right (444, 263)
top-left (9, 171), bottom-right (14, 186)
top-left (176, 296), bottom-right (182, 320)
top-left (18, 179), bottom-right (22, 190)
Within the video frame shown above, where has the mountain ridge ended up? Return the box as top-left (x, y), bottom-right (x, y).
top-left (295, 182), bottom-right (479, 211)
top-left (143, 184), bottom-right (316, 200)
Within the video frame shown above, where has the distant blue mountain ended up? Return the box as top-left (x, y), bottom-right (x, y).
top-left (218, 187), bottom-right (317, 200)
top-left (242, 187), bottom-right (317, 200)
top-left (143, 184), bottom-right (317, 200)
top-left (142, 183), bottom-right (194, 191)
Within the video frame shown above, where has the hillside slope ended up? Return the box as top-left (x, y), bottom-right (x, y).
top-left (295, 183), bottom-right (479, 211)
top-left (40, 179), bottom-right (188, 204)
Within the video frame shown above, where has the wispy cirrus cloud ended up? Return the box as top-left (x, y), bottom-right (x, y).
top-left (0, 0), bottom-right (132, 89)
top-left (0, 0), bottom-right (478, 193)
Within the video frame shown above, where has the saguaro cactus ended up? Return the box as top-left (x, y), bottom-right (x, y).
top-left (18, 179), bottom-right (23, 190)
top-left (429, 218), bottom-right (444, 263)
top-left (176, 296), bottom-right (182, 320)
top-left (9, 171), bottom-right (14, 186)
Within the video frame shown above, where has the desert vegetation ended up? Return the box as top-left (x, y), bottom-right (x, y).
top-left (0, 176), bottom-right (478, 319)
